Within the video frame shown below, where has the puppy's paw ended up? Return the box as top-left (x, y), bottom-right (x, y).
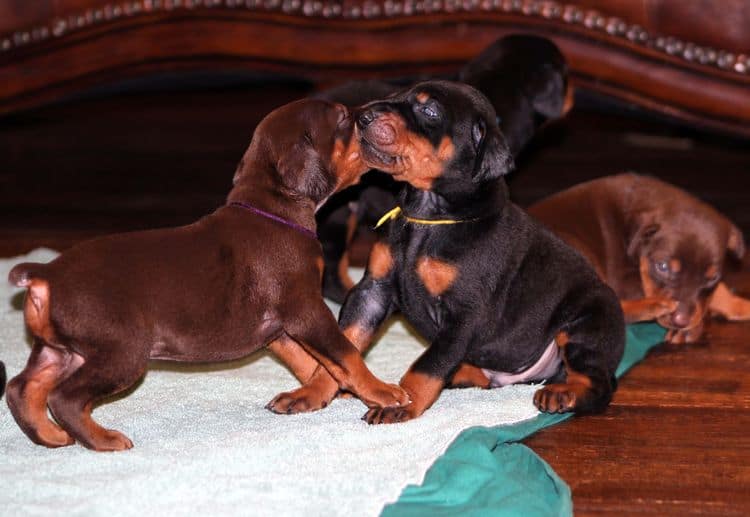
top-left (533, 383), bottom-right (588, 413)
top-left (642, 296), bottom-right (679, 320)
top-left (265, 385), bottom-right (332, 414)
top-left (363, 403), bottom-right (420, 425)
top-left (359, 383), bottom-right (409, 409)
top-left (665, 325), bottom-right (704, 345)
top-left (85, 429), bottom-right (134, 452)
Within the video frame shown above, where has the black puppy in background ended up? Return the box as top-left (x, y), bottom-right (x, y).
top-left (316, 34), bottom-right (571, 302)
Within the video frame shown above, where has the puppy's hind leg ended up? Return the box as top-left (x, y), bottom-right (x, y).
top-left (47, 346), bottom-right (147, 451)
top-left (6, 342), bottom-right (76, 447)
top-left (709, 282), bottom-right (750, 321)
top-left (534, 303), bottom-right (625, 415)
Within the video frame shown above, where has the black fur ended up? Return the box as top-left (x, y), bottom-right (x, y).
top-left (343, 81), bottom-right (625, 422)
top-left (316, 35), bottom-right (570, 302)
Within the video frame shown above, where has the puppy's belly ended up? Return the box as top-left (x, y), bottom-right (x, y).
top-left (481, 339), bottom-right (561, 387)
top-left (148, 311), bottom-right (280, 362)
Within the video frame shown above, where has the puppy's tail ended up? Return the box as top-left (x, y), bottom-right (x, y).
top-left (9, 263), bottom-right (53, 341)
top-left (0, 361), bottom-right (5, 399)
top-left (8, 262), bottom-right (49, 287)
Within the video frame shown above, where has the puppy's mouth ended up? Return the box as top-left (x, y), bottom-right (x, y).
top-left (657, 308), bottom-right (705, 331)
top-left (360, 136), bottom-right (399, 171)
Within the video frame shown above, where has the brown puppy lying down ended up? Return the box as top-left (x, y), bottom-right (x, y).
top-left (529, 173), bottom-right (750, 344)
top-left (6, 99), bottom-right (407, 451)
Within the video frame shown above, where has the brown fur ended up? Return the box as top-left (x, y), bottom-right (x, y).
top-left (6, 100), bottom-right (407, 451)
top-left (529, 173), bottom-right (749, 344)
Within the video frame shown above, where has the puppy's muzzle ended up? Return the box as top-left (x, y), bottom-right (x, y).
top-left (358, 110), bottom-right (396, 146)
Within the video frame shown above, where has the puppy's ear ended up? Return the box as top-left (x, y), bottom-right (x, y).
top-left (727, 223), bottom-right (746, 260)
top-left (472, 118), bottom-right (514, 183)
top-left (526, 64), bottom-right (567, 120)
top-left (627, 218), bottom-right (660, 259)
top-left (276, 143), bottom-right (334, 202)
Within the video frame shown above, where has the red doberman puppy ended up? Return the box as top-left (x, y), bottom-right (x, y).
top-left (6, 99), bottom-right (407, 451)
top-left (268, 81), bottom-right (625, 422)
top-left (529, 173), bottom-right (750, 344)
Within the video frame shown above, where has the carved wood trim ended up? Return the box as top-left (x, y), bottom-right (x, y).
top-left (0, 1), bottom-right (748, 136)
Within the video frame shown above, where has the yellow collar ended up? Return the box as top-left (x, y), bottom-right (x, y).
top-left (375, 206), bottom-right (477, 228)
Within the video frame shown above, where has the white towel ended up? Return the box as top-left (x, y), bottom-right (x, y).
top-left (0, 249), bottom-right (541, 516)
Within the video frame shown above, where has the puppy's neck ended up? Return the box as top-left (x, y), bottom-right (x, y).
top-left (398, 180), bottom-right (508, 221)
top-left (226, 174), bottom-right (317, 235)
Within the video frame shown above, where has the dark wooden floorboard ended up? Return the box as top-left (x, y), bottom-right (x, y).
top-left (1, 83), bottom-right (749, 515)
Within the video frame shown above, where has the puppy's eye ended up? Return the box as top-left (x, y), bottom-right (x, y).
top-left (654, 260), bottom-right (670, 276)
top-left (416, 103), bottom-right (440, 120)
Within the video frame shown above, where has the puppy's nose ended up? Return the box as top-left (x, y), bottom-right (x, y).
top-left (670, 309), bottom-right (690, 328)
top-left (358, 110), bottom-right (376, 127)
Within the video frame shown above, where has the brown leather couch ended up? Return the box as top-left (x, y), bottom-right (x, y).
top-left (1, 0), bottom-right (748, 136)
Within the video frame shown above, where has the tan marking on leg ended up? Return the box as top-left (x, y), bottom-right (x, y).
top-left (709, 282), bottom-right (750, 321)
top-left (534, 340), bottom-right (593, 413)
top-left (416, 256), bottom-right (457, 297)
top-left (448, 363), bottom-right (490, 389)
top-left (368, 241), bottom-right (393, 279)
top-left (79, 402), bottom-right (133, 451)
top-left (7, 366), bottom-right (74, 448)
top-left (342, 323), bottom-right (375, 351)
top-left (364, 370), bottom-right (444, 424)
top-left (268, 336), bottom-right (318, 384)
top-left (555, 331), bottom-right (570, 348)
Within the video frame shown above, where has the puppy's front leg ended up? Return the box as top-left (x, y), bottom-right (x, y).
top-left (621, 297), bottom-right (678, 323)
top-left (364, 319), bottom-right (474, 425)
top-left (267, 250), bottom-right (398, 414)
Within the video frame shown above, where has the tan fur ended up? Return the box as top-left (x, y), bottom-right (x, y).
top-left (331, 130), bottom-right (365, 191)
top-left (709, 282), bottom-right (750, 321)
top-left (268, 336), bottom-right (318, 384)
top-left (400, 370), bottom-right (443, 413)
top-left (364, 113), bottom-right (455, 190)
top-left (416, 256), bottom-right (457, 297)
top-left (368, 242), bottom-right (394, 280)
top-left (448, 363), bottom-right (490, 389)
top-left (416, 92), bottom-right (430, 104)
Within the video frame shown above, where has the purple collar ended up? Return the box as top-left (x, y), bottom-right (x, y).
top-left (228, 201), bottom-right (318, 240)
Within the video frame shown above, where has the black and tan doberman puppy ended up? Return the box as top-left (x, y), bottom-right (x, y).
top-left (6, 99), bottom-right (407, 451)
top-left (529, 173), bottom-right (750, 344)
top-left (269, 81), bottom-right (625, 423)
top-left (317, 34), bottom-right (571, 302)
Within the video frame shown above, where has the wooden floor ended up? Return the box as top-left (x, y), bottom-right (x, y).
top-left (2, 82), bottom-right (749, 515)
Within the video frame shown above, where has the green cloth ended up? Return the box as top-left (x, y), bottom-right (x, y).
top-left (383, 323), bottom-right (667, 517)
